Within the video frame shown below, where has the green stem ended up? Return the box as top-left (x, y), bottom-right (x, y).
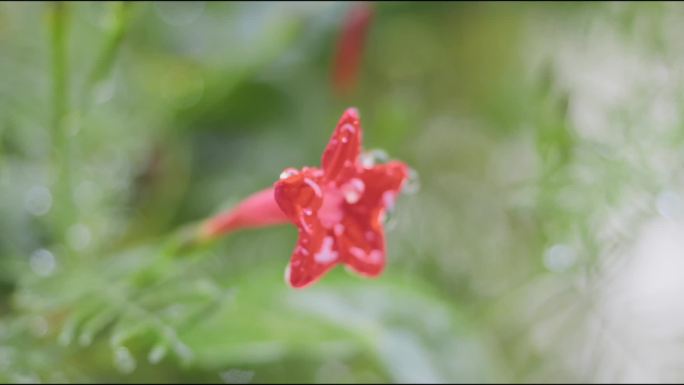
top-left (48, 2), bottom-right (131, 249)
top-left (51, 3), bottom-right (67, 130)
top-left (81, 2), bottom-right (132, 112)
top-left (50, 2), bottom-right (74, 240)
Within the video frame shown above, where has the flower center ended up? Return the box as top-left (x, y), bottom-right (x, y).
top-left (341, 178), bottom-right (365, 204)
top-left (317, 178), bottom-right (365, 229)
top-left (318, 184), bottom-right (344, 229)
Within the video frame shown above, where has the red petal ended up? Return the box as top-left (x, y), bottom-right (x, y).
top-left (356, 161), bottom-right (409, 211)
top-left (273, 168), bottom-right (324, 222)
top-left (286, 230), bottom-right (339, 289)
top-left (321, 108), bottom-right (362, 184)
top-left (273, 168), bottom-right (338, 288)
top-left (337, 161), bottom-right (409, 276)
top-left (337, 213), bottom-right (386, 277)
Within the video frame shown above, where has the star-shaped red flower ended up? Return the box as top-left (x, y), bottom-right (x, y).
top-left (274, 108), bottom-right (409, 288)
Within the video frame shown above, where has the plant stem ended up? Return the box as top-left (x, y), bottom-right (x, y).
top-left (81, 2), bottom-right (132, 112)
top-left (50, 1), bottom-right (75, 241)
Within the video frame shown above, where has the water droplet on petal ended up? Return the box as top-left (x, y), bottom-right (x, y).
top-left (279, 168), bottom-right (299, 180)
top-left (299, 215), bottom-right (313, 234)
top-left (368, 250), bottom-right (383, 263)
top-left (340, 124), bottom-right (355, 144)
top-left (314, 236), bottom-right (338, 264)
top-left (342, 178), bottom-right (365, 204)
top-left (403, 167), bottom-right (420, 195)
top-left (349, 247), bottom-right (366, 260)
top-left (303, 178), bottom-right (322, 199)
top-left (382, 191), bottom-right (396, 211)
top-left (302, 208), bottom-right (313, 216)
top-left (360, 149), bottom-right (389, 168)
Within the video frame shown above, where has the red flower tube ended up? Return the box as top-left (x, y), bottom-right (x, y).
top-left (201, 108), bottom-right (410, 288)
top-left (200, 188), bottom-right (289, 237)
top-left (331, 2), bottom-right (374, 96)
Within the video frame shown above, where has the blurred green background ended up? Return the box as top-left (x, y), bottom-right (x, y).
top-left (3, 1), bottom-right (684, 383)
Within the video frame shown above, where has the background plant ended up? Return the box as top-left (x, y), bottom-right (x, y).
top-left (1, 1), bottom-right (684, 383)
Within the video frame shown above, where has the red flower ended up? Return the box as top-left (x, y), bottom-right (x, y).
top-left (274, 108), bottom-right (408, 288)
top-left (331, 2), bottom-right (374, 96)
top-left (201, 108), bottom-right (409, 289)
